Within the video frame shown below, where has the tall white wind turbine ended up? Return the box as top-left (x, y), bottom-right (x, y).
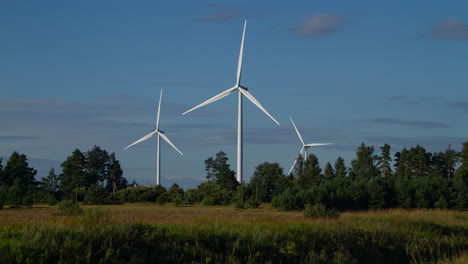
top-left (182, 20), bottom-right (279, 183)
top-left (288, 116), bottom-right (332, 175)
top-left (124, 89), bottom-right (183, 186)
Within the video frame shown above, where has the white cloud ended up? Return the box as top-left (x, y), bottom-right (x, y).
top-left (295, 14), bottom-right (345, 37)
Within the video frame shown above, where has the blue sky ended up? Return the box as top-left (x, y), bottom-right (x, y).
top-left (1, 1), bottom-right (467, 189)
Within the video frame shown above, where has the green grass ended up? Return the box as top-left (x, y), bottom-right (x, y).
top-left (0, 206), bottom-right (466, 263)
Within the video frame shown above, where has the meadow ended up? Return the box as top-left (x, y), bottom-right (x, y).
top-left (0, 204), bottom-right (467, 264)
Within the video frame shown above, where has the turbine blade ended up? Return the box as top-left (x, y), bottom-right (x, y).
top-left (239, 88), bottom-right (280, 125)
top-left (156, 89), bottom-right (163, 131)
top-left (290, 116), bottom-right (305, 146)
top-left (288, 158), bottom-right (297, 175)
top-left (236, 20), bottom-right (247, 87)
top-left (305, 143), bottom-right (333, 147)
top-left (182, 86), bottom-right (237, 115)
top-left (158, 132), bottom-right (183, 155)
top-left (124, 131), bottom-right (157, 150)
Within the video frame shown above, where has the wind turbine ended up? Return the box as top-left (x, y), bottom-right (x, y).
top-left (124, 89), bottom-right (183, 186)
top-left (182, 20), bottom-right (279, 183)
top-left (288, 116), bottom-right (332, 175)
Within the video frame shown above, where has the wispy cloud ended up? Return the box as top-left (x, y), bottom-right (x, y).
top-left (447, 101), bottom-right (468, 110)
top-left (294, 14), bottom-right (345, 37)
top-left (387, 95), bottom-right (408, 101)
top-left (367, 118), bottom-right (448, 128)
top-left (0, 135), bottom-right (39, 141)
top-left (424, 18), bottom-right (468, 41)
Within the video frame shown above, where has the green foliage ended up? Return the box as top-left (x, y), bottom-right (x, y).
top-left (204, 151), bottom-right (238, 191)
top-left (0, 185), bottom-right (6, 210)
top-left (272, 187), bottom-right (298, 211)
top-left (184, 189), bottom-right (201, 204)
top-left (197, 181), bottom-right (234, 206)
top-left (376, 143), bottom-right (393, 178)
top-left (304, 203), bottom-right (340, 218)
top-left (249, 162), bottom-right (284, 202)
top-left (350, 143), bottom-right (379, 181)
top-left (245, 196), bottom-right (261, 209)
top-left (40, 167), bottom-right (59, 193)
top-left (296, 154), bottom-right (322, 190)
top-left (157, 192), bottom-right (170, 206)
top-left (55, 200), bottom-right (84, 216)
top-left (84, 184), bottom-right (108, 205)
top-left (59, 147), bottom-right (127, 196)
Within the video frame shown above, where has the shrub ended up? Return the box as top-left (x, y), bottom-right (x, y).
top-left (21, 195), bottom-right (34, 208)
top-left (0, 185), bottom-right (6, 210)
top-left (84, 184), bottom-right (108, 205)
top-left (246, 197), bottom-right (261, 209)
top-left (55, 200), bottom-right (84, 216)
top-left (304, 203), bottom-right (340, 219)
top-left (157, 192), bottom-right (170, 206)
top-left (272, 188), bottom-right (297, 211)
top-left (200, 196), bottom-right (217, 206)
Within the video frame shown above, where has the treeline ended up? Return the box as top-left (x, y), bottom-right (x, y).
top-left (142, 141), bottom-right (467, 211)
top-left (0, 146), bottom-right (128, 208)
top-left (1, 142), bottom-right (467, 211)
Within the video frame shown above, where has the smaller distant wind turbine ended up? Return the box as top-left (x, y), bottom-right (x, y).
top-left (288, 116), bottom-right (332, 175)
top-left (124, 89), bottom-right (183, 186)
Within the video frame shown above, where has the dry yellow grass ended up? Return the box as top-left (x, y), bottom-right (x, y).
top-left (1, 203), bottom-right (467, 227)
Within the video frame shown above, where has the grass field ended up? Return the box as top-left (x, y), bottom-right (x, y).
top-left (0, 204), bottom-right (467, 263)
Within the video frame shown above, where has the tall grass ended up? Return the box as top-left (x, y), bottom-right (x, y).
top-left (0, 208), bottom-right (466, 263)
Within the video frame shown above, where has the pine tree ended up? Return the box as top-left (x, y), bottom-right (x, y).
top-left (454, 141), bottom-right (468, 209)
top-left (0, 158), bottom-right (4, 185)
top-left (106, 153), bottom-right (127, 194)
top-left (297, 154), bottom-right (321, 189)
top-left (2, 152), bottom-right (37, 187)
top-left (350, 143), bottom-right (379, 181)
top-left (376, 143), bottom-right (392, 178)
top-left (41, 167), bottom-right (59, 193)
top-left (334, 157), bottom-right (347, 178)
top-left (85, 145), bottom-right (110, 185)
top-left (204, 151), bottom-right (238, 190)
top-left (2, 152), bottom-right (38, 205)
top-left (59, 149), bottom-right (87, 193)
top-left (323, 162), bottom-right (335, 182)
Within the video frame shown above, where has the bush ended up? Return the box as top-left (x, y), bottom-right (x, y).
top-left (200, 196), bottom-right (217, 206)
top-left (0, 185), bottom-right (6, 210)
top-left (21, 195), bottom-right (34, 208)
top-left (272, 188), bottom-right (297, 211)
top-left (157, 193), bottom-right (170, 206)
top-left (246, 197), bottom-right (261, 209)
top-left (55, 200), bottom-right (84, 216)
top-left (304, 203), bottom-right (340, 219)
top-left (84, 184), bottom-right (109, 205)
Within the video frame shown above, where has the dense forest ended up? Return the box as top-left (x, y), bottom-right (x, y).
top-left (1, 142), bottom-right (467, 211)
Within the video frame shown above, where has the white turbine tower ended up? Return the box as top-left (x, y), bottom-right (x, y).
top-left (288, 116), bottom-right (332, 175)
top-left (182, 20), bottom-right (279, 183)
top-left (124, 89), bottom-right (183, 186)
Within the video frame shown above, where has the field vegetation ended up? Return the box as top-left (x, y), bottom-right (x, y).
top-left (0, 204), bottom-right (466, 263)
